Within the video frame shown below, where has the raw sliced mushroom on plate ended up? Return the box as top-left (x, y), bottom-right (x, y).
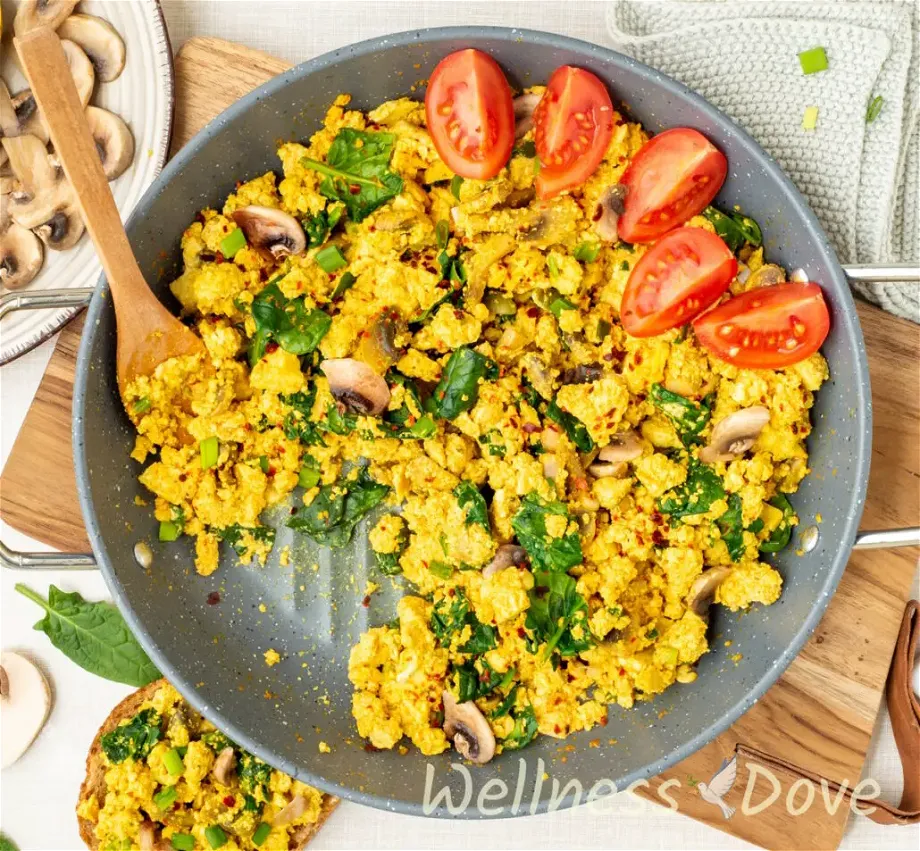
top-left (0, 650), bottom-right (53, 769)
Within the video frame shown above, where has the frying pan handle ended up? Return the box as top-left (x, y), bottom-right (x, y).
top-left (843, 264), bottom-right (920, 284)
top-left (0, 540), bottom-right (96, 570)
top-left (854, 528), bottom-right (920, 549)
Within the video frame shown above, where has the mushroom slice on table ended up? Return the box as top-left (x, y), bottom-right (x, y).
top-left (2, 133), bottom-right (60, 219)
top-left (0, 83), bottom-right (49, 145)
top-left (0, 221), bottom-right (45, 289)
top-left (85, 106), bottom-right (134, 180)
top-left (320, 358), bottom-right (390, 415)
top-left (231, 205), bottom-right (306, 258)
top-left (513, 92), bottom-right (542, 140)
top-left (57, 14), bottom-right (126, 82)
top-left (594, 185), bottom-right (627, 242)
top-left (61, 39), bottom-right (96, 108)
top-left (13, 0), bottom-right (79, 35)
top-left (442, 690), bottom-right (496, 764)
top-left (687, 567), bottom-right (732, 616)
top-left (33, 204), bottom-right (85, 251)
top-left (699, 406), bottom-right (771, 464)
top-left (1, 650), bottom-right (53, 769)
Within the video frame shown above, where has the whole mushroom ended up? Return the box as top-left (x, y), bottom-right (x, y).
top-left (442, 690), bottom-right (496, 764)
top-left (232, 205), bottom-right (306, 258)
top-left (321, 358), bottom-right (390, 416)
top-left (699, 407), bottom-right (770, 464)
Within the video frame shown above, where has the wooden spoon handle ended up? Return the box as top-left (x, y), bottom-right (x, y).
top-left (14, 27), bottom-right (148, 313)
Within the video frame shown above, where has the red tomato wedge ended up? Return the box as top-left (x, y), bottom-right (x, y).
top-left (618, 128), bottom-right (727, 243)
top-left (620, 227), bottom-right (737, 337)
top-left (692, 281), bottom-right (830, 369)
top-left (425, 49), bottom-right (515, 180)
top-left (533, 66), bottom-right (614, 199)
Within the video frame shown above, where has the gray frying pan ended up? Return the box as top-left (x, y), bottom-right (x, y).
top-left (2, 28), bottom-right (919, 818)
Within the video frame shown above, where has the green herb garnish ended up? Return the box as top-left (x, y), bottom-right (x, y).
top-left (100, 708), bottom-right (161, 763)
top-left (658, 457), bottom-right (726, 519)
top-left (248, 282), bottom-right (332, 365)
top-left (511, 493), bottom-right (583, 573)
top-left (454, 481), bottom-right (490, 532)
top-left (650, 383), bottom-right (711, 446)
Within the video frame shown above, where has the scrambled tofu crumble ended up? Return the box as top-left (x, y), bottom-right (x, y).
top-left (126, 92), bottom-right (827, 760)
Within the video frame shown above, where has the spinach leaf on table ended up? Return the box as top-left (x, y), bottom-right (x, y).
top-left (502, 703), bottom-right (538, 750)
top-left (287, 468), bottom-right (389, 548)
top-left (248, 282), bottom-right (331, 365)
top-left (703, 206), bottom-right (763, 253)
top-left (15, 584), bottom-right (160, 687)
top-left (100, 707), bottom-right (161, 763)
top-left (511, 493), bottom-right (583, 573)
top-left (454, 481), bottom-right (490, 532)
top-left (301, 129), bottom-right (404, 223)
top-left (428, 347), bottom-right (492, 420)
top-left (658, 458), bottom-right (726, 520)
top-left (525, 570), bottom-right (594, 662)
top-left (650, 383), bottom-right (711, 446)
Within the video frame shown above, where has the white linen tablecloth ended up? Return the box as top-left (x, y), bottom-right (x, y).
top-left (1, 2), bottom-right (917, 849)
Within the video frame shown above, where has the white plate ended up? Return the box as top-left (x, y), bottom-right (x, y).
top-left (0, 0), bottom-right (174, 364)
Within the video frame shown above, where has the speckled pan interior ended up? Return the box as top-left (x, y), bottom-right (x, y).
top-left (73, 28), bottom-right (871, 818)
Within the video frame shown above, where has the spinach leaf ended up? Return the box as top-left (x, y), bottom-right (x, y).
top-left (454, 482), bottom-right (490, 532)
top-left (201, 730), bottom-right (235, 753)
top-left (430, 592), bottom-right (470, 645)
top-left (100, 708), bottom-right (161, 763)
top-left (715, 493), bottom-right (745, 562)
top-left (703, 206), bottom-right (763, 253)
top-left (544, 399), bottom-right (595, 453)
top-left (502, 704), bottom-right (538, 750)
top-left (490, 684), bottom-right (519, 719)
top-left (658, 458), bottom-right (726, 519)
top-left (374, 520), bottom-right (408, 577)
top-left (287, 468), bottom-right (389, 548)
top-left (249, 283), bottom-right (331, 365)
top-left (317, 402), bottom-right (358, 436)
top-left (430, 347), bottom-right (491, 420)
top-left (238, 752), bottom-right (272, 801)
top-left (216, 524), bottom-right (276, 557)
top-left (455, 658), bottom-right (508, 702)
top-left (650, 384), bottom-right (711, 446)
top-left (525, 571), bottom-right (594, 661)
top-left (15, 584), bottom-right (160, 687)
top-left (460, 621), bottom-right (498, 655)
top-left (511, 493), bottom-right (583, 573)
top-left (281, 388), bottom-right (325, 446)
top-left (381, 372), bottom-right (437, 439)
top-left (301, 129), bottom-right (404, 223)
top-left (478, 430), bottom-right (507, 457)
top-left (513, 139), bottom-right (537, 158)
top-left (759, 493), bottom-right (796, 554)
top-left (302, 205), bottom-right (344, 248)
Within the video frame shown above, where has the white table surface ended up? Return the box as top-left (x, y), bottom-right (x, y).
top-left (1, 2), bottom-right (918, 849)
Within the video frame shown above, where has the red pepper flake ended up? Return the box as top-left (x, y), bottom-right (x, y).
top-left (573, 477), bottom-right (588, 492)
top-left (178, 473), bottom-right (187, 482)
top-left (652, 529), bottom-right (666, 547)
top-left (223, 795), bottom-right (235, 807)
top-left (522, 423), bottom-right (540, 434)
top-left (208, 314), bottom-right (219, 324)
top-left (651, 511), bottom-right (663, 525)
top-left (265, 341), bottom-right (279, 354)
top-left (215, 252), bottom-right (225, 265)
top-left (553, 724), bottom-right (562, 734)
top-left (453, 309), bottom-right (465, 320)
top-left (290, 506), bottom-right (299, 515)
top-left (636, 533), bottom-right (644, 545)
top-left (362, 595), bottom-right (371, 608)
top-left (600, 714), bottom-right (609, 726)
top-left (243, 422), bottom-right (252, 431)
top-left (349, 184), bottom-right (361, 195)
top-left (634, 352), bottom-right (643, 365)
top-left (618, 667), bottom-right (626, 676)
top-left (195, 211), bottom-right (206, 225)
top-left (791, 424), bottom-right (799, 434)
top-left (207, 592), bottom-right (221, 605)
top-left (447, 588), bottom-right (456, 597)
top-left (368, 225), bottom-right (376, 232)
top-left (526, 306), bottom-right (540, 318)
top-left (267, 466), bottom-right (276, 477)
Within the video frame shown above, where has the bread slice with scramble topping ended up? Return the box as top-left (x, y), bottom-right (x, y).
top-left (77, 679), bottom-right (338, 850)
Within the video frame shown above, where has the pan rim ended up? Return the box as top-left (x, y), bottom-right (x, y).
top-left (72, 25), bottom-right (871, 818)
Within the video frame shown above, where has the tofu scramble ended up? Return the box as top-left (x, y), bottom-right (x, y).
top-left (126, 89), bottom-right (828, 763)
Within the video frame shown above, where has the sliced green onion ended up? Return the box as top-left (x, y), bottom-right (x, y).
top-left (409, 415), bottom-right (437, 438)
top-left (153, 786), bottom-right (178, 811)
top-left (220, 228), bottom-right (247, 258)
top-left (331, 270), bottom-right (357, 299)
top-left (798, 47), bottom-right (828, 75)
top-left (159, 521), bottom-right (181, 542)
top-left (546, 255), bottom-right (560, 280)
top-left (450, 175), bottom-right (464, 200)
top-left (802, 106), bottom-right (819, 130)
top-left (259, 455), bottom-right (270, 474)
top-left (572, 242), bottom-right (600, 263)
top-left (435, 219), bottom-right (449, 249)
top-left (449, 259), bottom-right (467, 284)
top-left (133, 397), bottom-right (151, 415)
top-left (200, 436), bottom-right (219, 469)
top-left (315, 244), bottom-right (347, 273)
top-left (298, 463), bottom-right (321, 489)
top-left (171, 835), bottom-right (194, 851)
top-left (252, 823), bottom-right (272, 847)
top-left (548, 297), bottom-right (576, 318)
top-left (163, 748), bottom-right (184, 776)
top-left (429, 560), bottom-right (453, 579)
top-left (204, 826), bottom-right (227, 850)
top-left (866, 95), bottom-right (884, 124)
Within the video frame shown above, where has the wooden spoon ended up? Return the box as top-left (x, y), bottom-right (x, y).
top-left (14, 27), bottom-right (203, 399)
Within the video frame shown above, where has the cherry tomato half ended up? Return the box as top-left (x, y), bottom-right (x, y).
top-left (620, 227), bottom-right (737, 337)
top-left (618, 128), bottom-right (727, 243)
top-left (533, 66), bottom-right (614, 199)
top-left (425, 49), bottom-right (515, 180)
top-left (692, 281), bottom-right (830, 369)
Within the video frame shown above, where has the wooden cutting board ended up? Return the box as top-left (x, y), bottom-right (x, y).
top-left (1, 37), bottom-right (918, 849)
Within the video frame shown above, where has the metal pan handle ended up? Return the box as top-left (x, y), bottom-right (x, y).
top-left (843, 264), bottom-right (920, 284)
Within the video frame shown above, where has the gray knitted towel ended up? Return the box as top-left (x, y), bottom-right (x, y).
top-left (606, 0), bottom-right (919, 322)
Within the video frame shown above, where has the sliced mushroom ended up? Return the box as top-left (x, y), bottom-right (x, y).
top-left (85, 106), bottom-right (134, 180)
top-left (687, 567), bottom-right (732, 616)
top-left (0, 84), bottom-right (49, 145)
top-left (504, 187), bottom-right (536, 208)
top-left (0, 651), bottom-right (53, 769)
top-left (560, 364), bottom-right (603, 385)
top-left (2, 134), bottom-right (66, 228)
top-left (513, 92), bottom-right (542, 140)
top-left (232, 205), bottom-right (306, 258)
top-left (598, 430), bottom-right (643, 465)
top-left (594, 185), bottom-right (627, 242)
top-left (442, 690), bottom-right (496, 764)
top-left (699, 406), bottom-right (770, 464)
top-left (588, 460), bottom-right (626, 478)
top-left (0, 222), bottom-right (45, 289)
top-left (747, 264), bottom-right (785, 289)
top-left (138, 821), bottom-right (157, 851)
top-left (61, 39), bottom-right (96, 108)
top-left (57, 14), bottom-right (126, 82)
top-left (320, 358), bottom-right (390, 415)
top-left (482, 544), bottom-right (528, 578)
top-left (542, 453), bottom-right (561, 480)
top-left (211, 746), bottom-right (236, 786)
top-left (520, 353), bottom-right (554, 400)
top-left (13, 0), bottom-right (79, 34)
top-left (272, 794), bottom-right (308, 827)
top-left (34, 204), bottom-right (85, 251)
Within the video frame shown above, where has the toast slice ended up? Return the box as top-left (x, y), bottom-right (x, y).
top-left (77, 678), bottom-right (339, 850)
